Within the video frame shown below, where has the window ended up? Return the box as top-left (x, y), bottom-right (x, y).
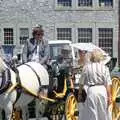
top-left (78, 0), bottom-right (92, 6)
top-left (99, 0), bottom-right (113, 7)
top-left (4, 28), bottom-right (14, 45)
top-left (78, 28), bottom-right (92, 43)
top-left (20, 28), bottom-right (29, 44)
top-left (49, 42), bottom-right (72, 60)
top-left (99, 28), bottom-right (113, 56)
top-left (57, 28), bottom-right (72, 41)
top-left (57, 0), bottom-right (72, 7)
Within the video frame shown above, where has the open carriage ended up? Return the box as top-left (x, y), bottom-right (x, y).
top-left (0, 40), bottom-right (80, 120)
top-left (0, 59), bottom-right (79, 120)
top-left (0, 40), bottom-right (119, 120)
top-left (48, 41), bottom-right (120, 120)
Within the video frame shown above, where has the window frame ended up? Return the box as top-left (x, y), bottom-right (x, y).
top-left (57, 0), bottom-right (72, 7)
top-left (4, 28), bottom-right (14, 45)
top-left (55, 0), bottom-right (114, 10)
top-left (55, 0), bottom-right (73, 10)
top-left (77, 28), bottom-right (92, 43)
top-left (99, 0), bottom-right (113, 8)
top-left (55, 0), bottom-right (94, 10)
top-left (77, 0), bottom-right (93, 7)
top-left (19, 28), bottom-right (29, 45)
top-left (57, 27), bottom-right (72, 41)
top-left (98, 28), bottom-right (113, 56)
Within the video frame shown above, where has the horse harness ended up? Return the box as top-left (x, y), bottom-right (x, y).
top-left (24, 64), bottom-right (41, 87)
top-left (15, 64), bottom-right (42, 98)
top-left (0, 64), bottom-right (42, 106)
top-left (0, 68), bottom-right (11, 94)
top-left (14, 64), bottom-right (43, 101)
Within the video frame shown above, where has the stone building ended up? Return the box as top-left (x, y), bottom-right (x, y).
top-left (0, 0), bottom-right (119, 119)
top-left (0, 0), bottom-right (119, 66)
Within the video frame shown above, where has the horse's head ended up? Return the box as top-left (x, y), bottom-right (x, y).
top-left (51, 60), bottom-right (69, 78)
top-left (0, 56), bottom-right (7, 72)
top-left (50, 61), bottom-right (60, 77)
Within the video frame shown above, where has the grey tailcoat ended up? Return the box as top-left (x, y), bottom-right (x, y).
top-left (22, 38), bottom-right (50, 65)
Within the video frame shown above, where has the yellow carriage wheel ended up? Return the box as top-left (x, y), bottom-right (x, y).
top-left (110, 76), bottom-right (120, 120)
top-left (65, 93), bottom-right (79, 120)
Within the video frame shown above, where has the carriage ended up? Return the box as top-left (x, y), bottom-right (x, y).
top-left (0, 40), bottom-right (80, 120)
top-left (0, 40), bottom-right (120, 120)
top-left (0, 59), bottom-right (79, 120)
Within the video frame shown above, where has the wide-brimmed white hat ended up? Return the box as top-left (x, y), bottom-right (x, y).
top-left (71, 42), bottom-right (111, 64)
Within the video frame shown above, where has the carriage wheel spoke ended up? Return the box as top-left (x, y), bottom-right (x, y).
top-left (111, 77), bottom-right (120, 120)
top-left (65, 94), bottom-right (78, 120)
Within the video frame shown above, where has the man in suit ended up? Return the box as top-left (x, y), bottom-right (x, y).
top-left (22, 25), bottom-right (50, 119)
top-left (22, 25), bottom-right (49, 66)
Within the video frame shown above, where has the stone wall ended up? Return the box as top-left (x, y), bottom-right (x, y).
top-left (0, 0), bottom-right (119, 65)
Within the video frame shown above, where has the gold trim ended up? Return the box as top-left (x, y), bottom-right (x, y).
top-left (21, 85), bottom-right (55, 102)
top-left (6, 83), bottom-right (18, 94)
top-left (110, 76), bottom-right (120, 120)
top-left (53, 78), bottom-right (67, 98)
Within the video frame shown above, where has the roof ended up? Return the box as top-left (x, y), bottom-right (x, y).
top-left (48, 40), bottom-right (72, 45)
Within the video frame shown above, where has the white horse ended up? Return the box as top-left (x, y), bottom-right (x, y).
top-left (0, 56), bottom-right (49, 120)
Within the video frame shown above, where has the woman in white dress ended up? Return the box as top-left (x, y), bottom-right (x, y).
top-left (79, 49), bottom-right (112, 120)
